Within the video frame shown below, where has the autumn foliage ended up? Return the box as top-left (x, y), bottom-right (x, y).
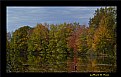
top-left (6, 7), bottom-right (116, 72)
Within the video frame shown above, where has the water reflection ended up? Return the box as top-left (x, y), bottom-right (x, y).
top-left (23, 53), bottom-right (116, 72)
top-left (67, 54), bottom-right (116, 72)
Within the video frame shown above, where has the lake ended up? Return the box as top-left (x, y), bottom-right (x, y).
top-left (21, 53), bottom-right (116, 72)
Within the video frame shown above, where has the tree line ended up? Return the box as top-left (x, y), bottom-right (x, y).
top-left (6, 7), bottom-right (116, 72)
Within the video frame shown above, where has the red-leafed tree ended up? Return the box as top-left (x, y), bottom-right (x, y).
top-left (67, 23), bottom-right (83, 71)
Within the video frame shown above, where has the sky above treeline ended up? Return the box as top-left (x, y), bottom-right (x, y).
top-left (7, 6), bottom-right (105, 32)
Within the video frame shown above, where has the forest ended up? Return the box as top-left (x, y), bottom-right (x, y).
top-left (6, 7), bottom-right (116, 72)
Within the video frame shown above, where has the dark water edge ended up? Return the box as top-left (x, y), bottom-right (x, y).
top-left (6, 53), bottom-right (116, 73)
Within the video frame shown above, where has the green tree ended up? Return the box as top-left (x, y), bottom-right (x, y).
top-left (27, 24), bottom-right (49, 70)
top-left (8, 26), bottom-right (32, 72)
top-left (6, 33), bottom-right (11, 72)
top-left (92, 7), bottom-right (116, 56)
top-left (87, 7), bottom-right (107, 52)
top-left (76, 25), bottom-right (88, 54)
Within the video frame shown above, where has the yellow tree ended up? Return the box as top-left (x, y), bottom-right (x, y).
top-left (93, 10), bottom-right (116, 56)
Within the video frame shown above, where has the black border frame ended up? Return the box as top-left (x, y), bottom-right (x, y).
top-left (1, 1), bottom-right (121, 77)
top-left (1, 0), bottom-right (121, 1)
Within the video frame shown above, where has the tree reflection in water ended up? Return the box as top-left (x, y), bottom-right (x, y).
top-left (22, 53), bottom-right (116, 72)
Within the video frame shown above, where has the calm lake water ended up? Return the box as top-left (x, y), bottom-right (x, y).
top-left (21, 53), bottom-right (116, 72)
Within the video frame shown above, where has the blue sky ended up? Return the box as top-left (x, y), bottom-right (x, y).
top-left (7, 6), bottom-right (105, 32)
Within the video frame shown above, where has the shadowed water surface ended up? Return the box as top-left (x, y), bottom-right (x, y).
top-left (19, 53), bottom-right (116, 72)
